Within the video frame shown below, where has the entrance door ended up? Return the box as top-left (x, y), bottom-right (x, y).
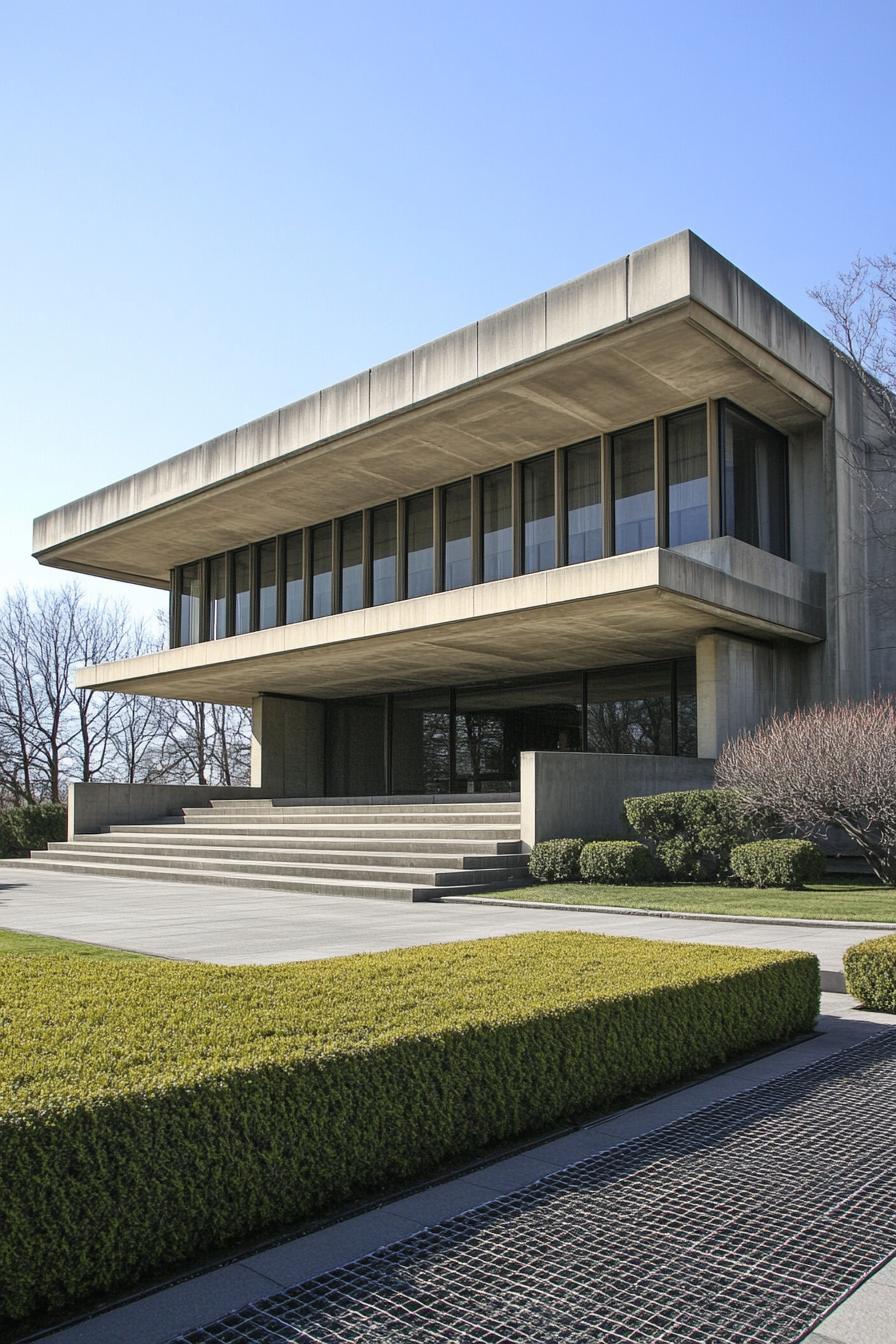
top-left (453, 677), bottom-right (583, 792)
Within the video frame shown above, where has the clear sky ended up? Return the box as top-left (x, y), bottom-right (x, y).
top-left (2, 0), bottom-right (893, 622)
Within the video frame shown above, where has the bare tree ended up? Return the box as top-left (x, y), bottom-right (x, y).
top-left (716, 698), bottom-right (896, 886)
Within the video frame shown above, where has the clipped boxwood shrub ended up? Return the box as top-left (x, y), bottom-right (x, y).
top-left (624, 788), bottom-right (755, 880)
top-left (843, 934), bottom-right (896, 1012)
top-left (0, 803), bottom-right (66, 859)
top-left (730, 839), bottom-right (826, 890)
top-left (579, 840), bottom-right (657, 885)
top-left (528, 837), bottom-right (584, 882)
top-left (0, 933), bottom-right (818, 1322)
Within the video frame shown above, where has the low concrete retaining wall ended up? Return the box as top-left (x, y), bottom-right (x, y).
top-left (67, 782), bottom-right (265, 839)
top-left (520, 751), bottom-right (716, 848)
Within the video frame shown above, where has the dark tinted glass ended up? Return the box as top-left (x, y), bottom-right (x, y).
top-left (455, 676), bottom-right (583, 792)
top-left (391, 689), bottom-right (451, 793)
top-left (372, 505), bottom-right (397, 606)
top-left (207, 554), bottom-right (227, 639)
top-left (233, 547), bottom-right (251, 635)
top-left (612, 422), bottom-right (655, 554)
top-left (285, 531), bottom-right (304, 623)
top-left (676, 657), bottom-right (698, 756)
top-left (522, 455), bottom-right (555, 574)
top-left (339, 514), bottom-right (364, 612)
top-left (406, 493), bottom-right (434, 598)
top-left (443, 481), bottom-right (472, 591)
top-left (482, 467), bottom-right (512, 581)
top-left (566, 441), bottom-right (602, 563)
top-left (178, 563), bottom-right (201, 645)
top-left (587, 663), bottom-right (673, 754)
top-left (666, 409), bottom-right (708, 546)
top-left (311, 524), bottom-right (333, 618)
top-left (258, 540), bottom-right (277, 630)
top-left (721, 403), bottom-right (788, 557)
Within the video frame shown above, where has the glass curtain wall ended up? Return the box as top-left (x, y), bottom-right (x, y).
top-left (566, 440), bottom-right (602, 563)
top-left (522, 454), bottom-right (555, 574)
top-left (233, 547), bottom-right (252, 636)
top-left (391, 689), bottom-right (451, 793)
top-left (258, 540), bottom-right (278, 629)
top-left (612, 422), bottom-right (655, 554)
top-left (666, 409), bottom-right (709, 546)
top-left (372, 505), bottom-right (397, 605)
top-left (285, 531), bottom-right (304, 623)
top-left (207, 555), bottom-right (227, 639)
top-left (443, 481), bottom-right (472, 590)
top-left (482, 467), bottom-right (513, 581)
top-left (339, 514), bottom-right (364, 613)
top-left (311, 525), bottom-right (333, 618)
top-left (587, 664), bottom-right (674, 754)
top-left (178, 563), bottom-right (202, 645)
top-left (405, 493), bottom-right (434, 598)
top-left (721, 402), bottom-right (788, 557)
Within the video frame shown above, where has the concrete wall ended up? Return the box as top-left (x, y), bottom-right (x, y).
top-left (519, 751), bottom-right (716, 848)
top-left (250, 694), bottom-right (325, 797)
top-left (695, 631), bottom-right (807, 757)
top-left (68, 782), bottom-right (263, 838)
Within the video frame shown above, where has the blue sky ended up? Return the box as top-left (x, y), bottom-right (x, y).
top-left (2, 0), bottom-right (893, 621)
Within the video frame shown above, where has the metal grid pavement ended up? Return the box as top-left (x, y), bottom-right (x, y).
top-left (170, 1031), bottom-right (896, 1343)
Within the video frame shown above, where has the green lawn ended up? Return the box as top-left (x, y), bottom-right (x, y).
top-left (0, 927), bottom-right (146, 959)
top-left (488, 879), bottom-right (896, 923)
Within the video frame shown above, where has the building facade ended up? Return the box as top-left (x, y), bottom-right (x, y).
top-left (33, 232), bottom-right (891, 830)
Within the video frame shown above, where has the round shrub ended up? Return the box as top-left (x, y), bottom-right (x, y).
top-left (579, 840), bottom-right (657, 885)
top-left (843, 935), bottom-right (896, 1012)
top-left (528, 837), bottom-right (584, 883)
top-left (730, 839), bottom-right (826, 890)
top-left (624, 788), bottom-right (756, 881)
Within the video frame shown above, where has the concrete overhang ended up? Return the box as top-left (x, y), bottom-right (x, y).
top-left (36, 231), bottom-right (834, 589)
top-left (74, 540), bottom-right (825, 706)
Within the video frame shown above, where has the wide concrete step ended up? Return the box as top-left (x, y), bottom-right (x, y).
top-left (41, 846), bottom-right (521, 886)
top-left (59, 839), bottom-right (526, 869)
top-left (107, 823), bottom-right (522, 841)
top-left (71, 832), bottom-right (523, 856)
top-left (23, 856), bottom-right (516, 902)
top-left (209, 794), bottom-right (519, 810)
top-left (179, 809), bottom-right (521, 825)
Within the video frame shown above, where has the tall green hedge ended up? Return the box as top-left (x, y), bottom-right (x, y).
top-left (0, 803), bottom-right (66, 858)
top-left (624, 788), bottom-right (755, 879)
top-left (0, 933), bottom-right (819, 1322)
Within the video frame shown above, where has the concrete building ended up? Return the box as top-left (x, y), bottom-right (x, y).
top-left (29, 231), bottom-right (893, 887)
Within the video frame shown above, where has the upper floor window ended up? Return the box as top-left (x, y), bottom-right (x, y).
top-left (258, 540), bottom-right (278, 629)
top-left (666, 408), bottom-right (708, 546)
top-left (721, 401), bottom-right (788, 558)
top-left (178, 563), bottom-right (201, 646)
top-left (406, 493), bottom-right (434, 598)
top-left (233, 547), bottom-right (252, 636)
top-left (522, 454), bottom-right (555, 574)
top-left (482, 467), bottom-right (513, 582)
top-left (443, 481), bottom-right (472, 591)
top-left (612, 422), bottom-right (655, 555)
top-left (311, 524), bottom-right (333, 618)
top-left (372, 504), bottom-right (397, 606)
top-left (285, 531), bottom-right (304, 623)
top-left (208, 554), bottom-right (227, 639)
top-left (566, 440), bottom-right (602, 564)
top-left (339, 514), bottom-right (364, 613)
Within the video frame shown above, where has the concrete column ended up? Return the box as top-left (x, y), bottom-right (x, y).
top-left (250, 694), bottom-right (325, 797)
top-left (695, 632), bottom-right (775, 759)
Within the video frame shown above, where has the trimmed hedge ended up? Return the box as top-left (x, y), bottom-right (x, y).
top-left (0, 933), bottom-right (819, 1321)
top-left (843, 934), bottom-right (896, 1012)
top-left (730, 840), bottom-right (826, 890)
top-left (624, 788), bottom-right (755, 880)
top-left (0, 803), bottom-right (66, 859)
top-left (579, 840), bottom-right (657, 885)
top-left (528, 837), bottom-right (585, 882)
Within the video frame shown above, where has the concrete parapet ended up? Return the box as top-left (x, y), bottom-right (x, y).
top-left (67, 781), bottom-right (264, 839)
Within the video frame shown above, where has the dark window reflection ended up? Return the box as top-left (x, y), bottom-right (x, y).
top-left (666, 409), bottom-right (708, 546)
top-left (372, 505), bottom-right (397, 606)
top-left (613, 422), bottom-right (655, 554)
top-left (566, 441), bottom-right (602, 563)
top-left (311, 525), bottom-right (333, 618)
top-left (721, 403), bottom-right (788, 557)
top-left (482, 467), bottom-right (513, 581)
top-left (285, 531), bottom-right (304, 623)
top-left (587, 664), bottom-right (673, 754)
top-left (455, 677), bottom-right (582, 792)
top-left (676, 658), bottom-right (698, 757)
top-left (443, 481), bottom-right (472, 591)
top-left (391, 689), bottom-right (450, 793)
top-left (340, 514), bottom-right (364, 613)
top-left (406, 493), bottom-right (434, 598)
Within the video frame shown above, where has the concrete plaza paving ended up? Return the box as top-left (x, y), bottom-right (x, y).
top-left (0, 867), bottom-right (873, 987)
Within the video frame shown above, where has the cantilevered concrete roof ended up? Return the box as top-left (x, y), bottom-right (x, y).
top-left (34, 231), bottom-right (834, 589)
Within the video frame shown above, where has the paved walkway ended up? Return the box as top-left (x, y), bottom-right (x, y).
top-left (0, 868), bottom-right (874, 985)
top-left (41, 996), bottom-right (896, 1344)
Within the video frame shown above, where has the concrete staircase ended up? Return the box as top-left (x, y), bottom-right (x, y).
top-left (27, 796), bottom-right (527, 902)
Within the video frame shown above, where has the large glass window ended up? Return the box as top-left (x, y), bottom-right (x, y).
top-left (233, 547), bottom-right (251, 635)
top-left (587, 663), bottom-right (674, 754)
top-left (339, 514), bottom-right (364, 613)
top-left (372, 504), bottom-right (397, 606)
top-left (443, 480), bottom-right (472, 591)
top-left (455, 676), bottom-right (583, 793)
top-left (285, 531), bottom-right (304, 623)
top-left (406, 493), bottom-right (434, 598)
top-left (391, 689), bottom-right (451, 793)
top-left (258, 540), bottom-right (277, 630)
top-left (566, 440), bottom-right (602, 564)
top-left (721, 403), bottom-right (788, 557)
top-left (675, 658), bottom-right (698, 757)
top-left (482, 467), bottom-right (513, 582)
top-left (177, 563), bottom-right (202, 645)
top-left (207, 555), bottom-right (227, 639)
top-left (311, 524), bottom-right (333, 618)
top-left (612, 422), bottom-right (655, 554)
top-left (522, 454), bottom-right (555, 574)
top-left (666, 409), bottom-right (708, 546)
